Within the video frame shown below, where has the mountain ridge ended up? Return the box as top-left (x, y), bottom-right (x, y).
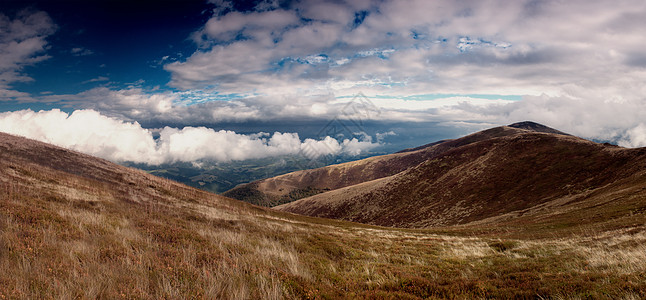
top-left (273, 123), bottom-right (646, 230)
top-left (225, 121), bottom-right (570, 207)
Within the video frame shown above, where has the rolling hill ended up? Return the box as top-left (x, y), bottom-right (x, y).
top-left (275, 122), bottom-right (646, 230)
top-left (2, 130), bottom-right (646, 298)
top-left (224, 121), bottom-right (561, 206)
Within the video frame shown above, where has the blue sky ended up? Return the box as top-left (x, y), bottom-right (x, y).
top-left (2, 0), bottom-right (646, 164)
top-left (2, 0), bottom-right (208, 96)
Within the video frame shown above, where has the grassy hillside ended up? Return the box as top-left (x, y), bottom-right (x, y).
top-left (1, 132), bottom-right (646, 298)
top-left (224, 121), bottom-right (570, 207)
top-left (222, 149), bottom-right (439, 206)
top-left (276, 125), bottom-right (646, 229)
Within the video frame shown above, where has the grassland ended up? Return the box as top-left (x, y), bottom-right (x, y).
top-left (276, 127), bottom-right (646, 231)
top-left (1, 133), bottom-right (646, 298)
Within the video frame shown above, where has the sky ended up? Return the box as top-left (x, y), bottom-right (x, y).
top-left (1, 0), bottom-right (646, 165)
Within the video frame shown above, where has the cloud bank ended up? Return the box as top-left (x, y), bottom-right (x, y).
top-left (0, 109), bottom-right (380, 164)
top-left (37, 86), bottom-right (646, 148)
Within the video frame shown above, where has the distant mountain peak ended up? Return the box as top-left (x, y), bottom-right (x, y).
top-left (507, 121), bottom-right (570, 136)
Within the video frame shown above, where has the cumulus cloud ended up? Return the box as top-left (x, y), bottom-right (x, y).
top-left (163, 0), bottom-right (646, 100)
top-left (0, 109), bottom-right (159, 162)
top-left (0, 10), bottom-right (56, 100)
top-left (0, 109), bottom-right (382, 164)
top-left (197, 9), bottom-right (299, 43)
top-left (157, 0), bottom-right (646, 148)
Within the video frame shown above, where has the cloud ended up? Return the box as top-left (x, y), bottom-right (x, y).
top-left (618, 124), bottom-right (646, 148)
top-left (37, 86), bottom-right (505, 125)
top-left (163, 0), bottom-right (646, 102)
top-left (0, 10), bottom-right (56, 100)
top-left (341, 137), bottom-right (379, 156)
top-left (70, 47), bottom-right (94, 56)
top-left (28, 85), bottom-right (646, 149)
top-left (0, 109), bottom-right (159, 162)
top-left (376, 130), bottom-right (396, 143)
top-left (0, 109), bottom-right (382, 164)
top-left (6, 1), bottom-right (646, 153)
top-left (81, 76), bottom-right (109, 84)
top-left (157, 0), bottom-right (646, 148)
top-left (441, 94), bottom-right (646, 147)
top-left (41, 87), bottom-right (176, 120)
top-left (197, 9), bottom-right (299, 43)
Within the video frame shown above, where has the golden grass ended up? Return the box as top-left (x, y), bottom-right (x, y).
top-left (1, 150), bottom-right (646, 298)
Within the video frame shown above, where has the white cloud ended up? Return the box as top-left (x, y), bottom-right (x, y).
top-left (0, 10), bottom-right (56, 99)
top-left (439, 94), bottom-right (646, 147)
top-left (618, 124), bottom-right (646, 148)
top-left (163, 0), bottom-right (646, 105)
top-left (0, 109), bottom-right (159, 162)
top-left (298, 1), bottom-right (354, 24)
top-left (376, 130), bottom-right (396, 143)
top-left (198, 9), bottom-right (299, 43)
top-left (0, 109), bottom-right (382, 164)
top-left (341, 137), bottom-right (378, 156)
top-left (164, 0), bottom-right (646, 148)
top-left (28, 85), bottom-right (646, 149)
top-left (42, 87), bottom-right (177, 120)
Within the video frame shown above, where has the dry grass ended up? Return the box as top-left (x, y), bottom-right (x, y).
top-left (1, 133), bottom-right (646, 298)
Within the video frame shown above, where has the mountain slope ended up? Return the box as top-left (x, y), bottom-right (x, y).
top-left (2, 131), bottom-right (646, 298)
top-left (275, 124), bottom-right (646, 229)
top-left (225, 121), bottom-right (565, 206)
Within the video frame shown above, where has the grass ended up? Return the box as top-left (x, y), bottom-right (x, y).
top-left (1, 135), bottom-right (646, 298)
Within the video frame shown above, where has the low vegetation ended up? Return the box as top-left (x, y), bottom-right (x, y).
top-left (277, 126), bottom-right (646, 230)
top-left (225, 121), bottom-right (571, 208)
top-left (1, 132), bottom-right (646, 298)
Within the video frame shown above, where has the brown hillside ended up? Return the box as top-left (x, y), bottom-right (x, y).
top-left (2, 131), bottom-right (646, 298)
top-left (275, 125), bottom-right (646, 229)
top-left (224, 121), bottom-right (564, 206)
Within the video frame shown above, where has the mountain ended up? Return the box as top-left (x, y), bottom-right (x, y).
top-left (275, 122), bottom-right (646, 230)
top-left (507, 120), bottom-right (570, 135)
top-left (2, 131), bottom-right (646, 298)
top-left (224, 121), bottom-right (570, 207)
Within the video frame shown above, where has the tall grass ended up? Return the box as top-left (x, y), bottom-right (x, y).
top-left (1, 156), bottom-right (645, 298)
